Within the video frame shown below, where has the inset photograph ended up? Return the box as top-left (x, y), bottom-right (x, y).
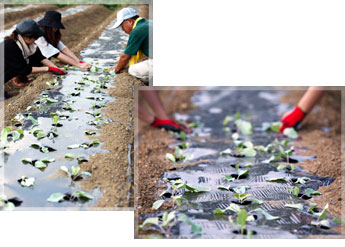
top-left (135, 87), bottom-right (344, 238)
top-left (1, 2), bottom-right (152, 210)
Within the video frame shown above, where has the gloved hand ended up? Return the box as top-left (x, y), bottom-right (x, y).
top-left (48, 67), bottom-right (65, 75)
top-left (79, 61), bottom-right (84, 64)
top-left (151, 118), bottom-right (192, 134)
top-left (78, 61), bottom-right (91, 70)
top-left (280, 106), bottom-right (305, 132)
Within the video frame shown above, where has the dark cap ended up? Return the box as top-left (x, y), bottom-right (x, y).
top-left (16, 19), bottom-right (45, 39)
top-left (38, 10), bottom-right (65, 29)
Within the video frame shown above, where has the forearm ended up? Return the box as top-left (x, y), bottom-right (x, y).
top-left (31, 66), bottom-right (49, 73)
top-left (61, 47), bottom-right (80, 63)
top-left (115, 53), bottom-right (131, 73)
top-left (57, 52), bottom-right (80, 66)
top-left (297, 86), bottom-right (325, 113)
top-left (41, 58), bottom-right (56, 67)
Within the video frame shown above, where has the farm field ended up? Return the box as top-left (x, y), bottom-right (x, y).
top-left (135, 87), bottom-right (344, 238)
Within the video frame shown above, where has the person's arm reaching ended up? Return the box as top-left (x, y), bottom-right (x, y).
top-left (59, 47), bottom-right (91, 69)
top-left (113, 53), bottom-right (131, 73)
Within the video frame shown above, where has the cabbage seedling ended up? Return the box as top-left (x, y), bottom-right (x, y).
top-left (228, 209), bottom-right (255, 236)
top-left (60, 166), bottom-right (92, 181)
top-left (310, 203), bottom-right (330, 229)
top-left (139, 211), bottom-right (202, 237)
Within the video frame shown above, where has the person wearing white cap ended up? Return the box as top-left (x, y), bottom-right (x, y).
top-left (109, 7), bottom-right (152, 83)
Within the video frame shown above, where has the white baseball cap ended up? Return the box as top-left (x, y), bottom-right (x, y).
top-left (109, 7), bottom-right (138, 29)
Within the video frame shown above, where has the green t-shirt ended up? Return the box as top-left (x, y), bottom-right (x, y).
top-left (124, 18), bottom-right (152, 58)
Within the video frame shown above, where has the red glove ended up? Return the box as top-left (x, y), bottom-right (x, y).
top-left (48, 67), bottom-right (65, 75)
top-left (151, 118), bottom-right (188, 133)
top-left (79, 61), bottom-right (85, 64)
top-left (280, 106), bottom-right (305, 132)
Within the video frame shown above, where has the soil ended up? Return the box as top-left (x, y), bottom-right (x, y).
top-left (135, 87), bottom-right (344, 237)
top-left (4, 4), bottom-right (63, 29)
top-left (81, 73), bottom-right (145, 209)
top-left (135, 88), bottom-right (198, 216)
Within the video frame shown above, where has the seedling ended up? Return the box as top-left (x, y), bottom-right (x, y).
top-left (60, 166), bottom-right (92, 181)
top-left (0, 195), bottom-right (22, 211)
top-left (213, 203), bottom-right (241, 215)
top-left (17, 176), bottom-right (35, 187)
top-left (165, 147), bottom-right (193, 167)
top-left (170, 179), bottom-right (210, 193)
top-left (262, 121), bottom-right (282, 133)
top-left (224, 168), bottom-right (250, 181)
top-left (233, 192), bottom-right (262, 205)
top-left (139, 211), bottom-right (202, 237)
top-left (266, 177), bottom-right (288, 183)
top-left (290, 187), bottom-right (321, 199)
top-left (235, 119), bottom-right (253, 136)
top-left (310, 203), bottom-right (330, 229)
top-left (228, 209), bottom-right (256, 236)
top-left (283, 128), bottom-right (298, 139)
top-left (292, 177), bottom-right (310, 185)
top-left (47, 190), bottom-right (93, 203)
top-left (222, 115), bottom-right (234, 126)
top-left (21, 157), bottom-right (55, 170)
top-left (1, 126), bottom-right (12, 144)
top-left (31, 143), bottom-right (56, 153)
top-left (284, 203), bottom-right (304, 211)
top-left (52, 115), bottom-right (62, 127)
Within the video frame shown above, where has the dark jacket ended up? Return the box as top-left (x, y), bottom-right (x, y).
top-left (4, 39), bottom-right (45, 82)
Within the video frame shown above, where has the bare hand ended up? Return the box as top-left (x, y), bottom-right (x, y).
top-left (78, 62), bottom-right (92, 70)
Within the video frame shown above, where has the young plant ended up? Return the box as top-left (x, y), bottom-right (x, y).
top-left (224, 168), bottom-right (250, 181)
top-left (169, 179), bottom-right (210, 193)
top-left (139, 211), bottom-right (202, 237)
top-left (60, 166), bottom-right (92, 181)
top-left (47, 191), bottom-right (93, 203)
top-left (310, 203), bottom-right (330, 229)
top-left (233, 192), bottom-right (263, 205)
top-left (228, 209), bottom-right (255, 236)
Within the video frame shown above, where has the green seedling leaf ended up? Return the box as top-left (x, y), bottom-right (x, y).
top-left (220, 148), bottom-right (232, 156)
top-left (34, 161), bottom-right (47, 169)
top-left (333, 218), bottom-right (345, 225)
top-left (213, 208), bottom-right (225, 215)
top-left (311, 219), bottom-right (331, 229)
top-left (271, 122), bottom-right (282, 132)
top-left (315, 203), bottom-right (328, 220)
top-left (65, 153), bottom-right (75, 159)
top-left (90, 66), bottom-right (98, 73)
top-left (224, 175), bottom-right (235, 182)
top-left (248, 198), bottom-right (263, 205)
top-left (277, 164), bottom-right (288, 171)
top-left (223, 116), bottom-right (234, 126)
top-left (235, 112), bottom-right (241, 120)
top-left (308, 203), bottom-right (318, 214)
top-left (178, 213), bottom-right (202, 234)
top-left (237, 169), bottom-right (249, 178)
top-left (67, 144), bottom-right (80, 149)
top-left (185, 184), bottom-right (211, 193)
top-left (237, 209), bottom-right (248, 228)
top-left (77, 157), bottom-right (88, 164)
top-left (243, 163), bottom-right (252, 168)
top-left (73, 191), bottom-right (93, 200)
top-left (3, 202), bottom-right (15, 211)
top-left (162, 211), bottom-right (175, 228)
top-left (47, 193), bottom-right (65, 203)
top-left (60, 166), bottom-right (69, 175)
top-left (232, 186), bottom-right (250, 194)
top-left (91, 139), bottom-right (100, 145)
top-left (21, 158), bottom-right (33, 164)
top-left (12, 130), bottom-right (24, 141)
top-left (85, 131), bottom-right (96, 135)
top-left (1, 127), bottom-right (12, 143)
top-left (291, 187), bottom-right (300, 197)
top-left (27, 116), bottom-right (38, 126)
top-left (304, 188), bottom-right (322, 196)
top-left (36, 133), bottom-right (46, 140)
top-left (71, 166), bottom-right (80, 177)
top-left (284, 203), bottom-right (304, 211)
top-left (240, 148), bottom-right (257, 157)
top-left (152, 199), bottom-right (165, 210)
top-left (292, 177), bottom-right (310, 185)
top-left (18, 176), bottom-right (35, 187)
top-left (266, 177), bottom-right (288, 183)
top-left (281, 140), bottom-right (290, 147)
top-left (254, 208), bottom-right (280, 220)
top-left (53, 116), bottom-right (59, 124)
top-left (179, 131), bottom-right (187, 141)
top-left (226, 203), bottom-right (241, 213)
top-left (41, 158), bottom-right (55, 163)
top-left (45, 98), bottom-right (58, 103)
top-left (165, 153), bottom-right (176, 164)
top-left (139, 217), bottom-right (159, 230)
top-left (283, 128), bottom-right (298, 139)
top-left (263, 155), bottom-right (280, 164)
top-left (217, 186), bottom-right (230, 191)
top-left (235, 119), bottom-right (253, 135)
